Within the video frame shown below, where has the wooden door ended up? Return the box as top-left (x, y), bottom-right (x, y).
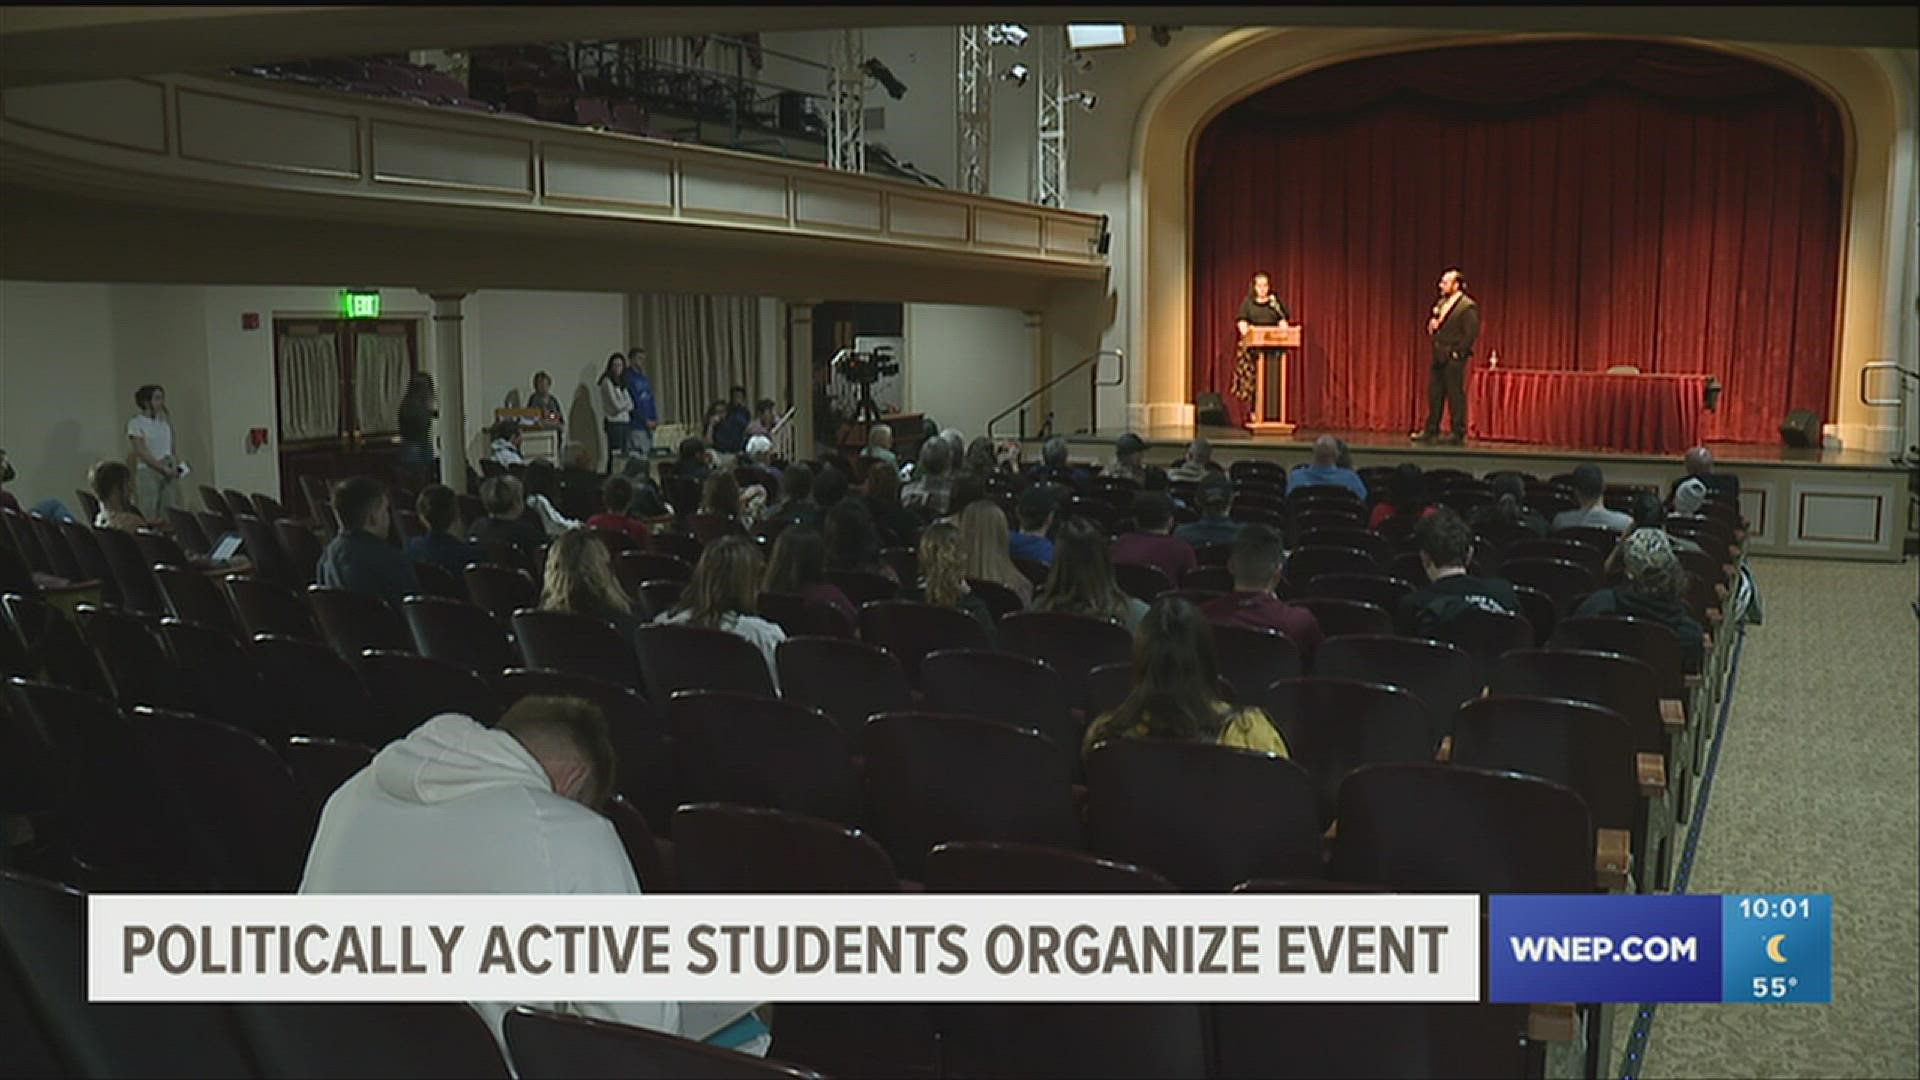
top-left (274, 319), bottom-right (420, 516)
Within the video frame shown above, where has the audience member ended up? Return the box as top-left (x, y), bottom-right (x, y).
top-left (762, 525), bottom-right (858, 627)
top-left (711, 386), bottom-right (752, 453)
top-left (1201, 524), bottom-right (1324, 661)
top-left (1369, 463), bottom-right (1436, 530)
top-left (469, 475), bottom-right (547, 568)
top-left (944, 473), bottom-right (989, 522)
top-left (862, 423), bottom-right (898, 469)
top-left (523, 460), bottom-right (583, 538)
top-left (813, 461), bottom-right (852, 509)
top-left (654, 535), bottom-right (786, 686)
top-left (824, 497), bottom-right (896, 581)
top-left (742, 435), bottom-right (781, 484)
top-left (617, 456), bottom-right (671, 517)
top-left (488, 421), bottom-right (527, 467)
top-left (405, 484), bottom-right (486, 579)
top-left (745, 398), bottom-right (779, 440)
top-left (557, 442), bottom-right (603, 518)
top-left (1010, 486), bottom-right (1058, 565)
top-left (1470, 473), bottom-right (1550, 539)
top-left (1574, 527), bottom-right (1708, 672)
top-left (902, 436), bottom-right (956, 518)
top-left (1036, 517), bottom-right (1148, 631)
top-left (863, 461), bottom-right (921, 548)
top-left (126, 383), bottom-right (186, 519)
top-left (1110, 433), bottom-right (1149, 484)
top-left (1629, 490), bottom-right (1705, 557)
top-left (675, 437), bottom-right (713, 488)
top-left (1671, 477), bottom-right (1711, 518)
top-left (527, 371), bottom-right (564, 432)
top-left (623, 346), bottom-right (659, 459)
top-left (1552, 463), bottom-right (1635, 533)
top-left (904, 521), bottom-right (996, 638)
top-left (958, 500), bottom-right (1034, 607)
top-left (1675, 446), bottom-right (1739, 502)
top-left (1394, 507), bottom-right (1521, 637)
top-left (699, 471), bottom-right (750, 534)
top-left (963, 436), bottom-right (1000, 479)
top-left (316, 476), bottom-right (420, 607)
top-left (584, 476), bottom-right (652, 545)
top-left (87, 461), bottom-right (148, 533)
top-left (1333, 438), bottom-right (1356, 471)
top-left (1028, 436), bottom-right (1091, 493)
top-left (541, 528), bottom-right (645, 640)
top-left (1168, 438), bottom-right (1214, 484)
top-left (301, 696), bottom-right (686, 1045)
top-left (1111, 491), bottom-right (1198, 587)
top-left (1081, 597), bottom-right (1290, 758)
top-left (763, 462), bottom-right (821, 532)
top-left (397, 373), bottom-right (438, 489)
top-left (598, 353), bottom-right (633, 472)
top-left (1287, 435), bottom-right (1368, 500)
top-left (1175, 473), bottom-right (1242, 549)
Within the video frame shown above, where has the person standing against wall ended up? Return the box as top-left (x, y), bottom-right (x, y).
top-left (126, 384), bottom-right (186, 519)
top-left (397, 372), bottom-right (438, 492)
top-left (598, 353), bottom-right (633, 474)
top-left (623, 346), bottom-right (658, 461)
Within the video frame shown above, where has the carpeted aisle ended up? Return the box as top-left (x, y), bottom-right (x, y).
top-left (1645, 557), bottom-right (1920, 1079)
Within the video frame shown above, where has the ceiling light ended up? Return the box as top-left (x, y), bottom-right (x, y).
top-left (1068, 89), bottom-right (1097, 111)
top-left (1072, 51), bottom-right (1095, 73)
top-left (988, 23), bottom-right (1030, 48)
top-left (1065, 24), bottom-right (1133, 50)
top-left (1001, 63), bottom-right (1030, 87)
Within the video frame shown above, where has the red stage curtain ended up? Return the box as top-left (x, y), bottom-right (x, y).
top-left (1191, 41), bottom-right (1844, 442)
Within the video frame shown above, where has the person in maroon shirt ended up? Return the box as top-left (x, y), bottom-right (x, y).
top-left (584, 475), bottom-right (653, 546)
top-left (1200, 523), bottom-right (1324, 662)
top-left (1111, 491), bottom-right (1197, 587)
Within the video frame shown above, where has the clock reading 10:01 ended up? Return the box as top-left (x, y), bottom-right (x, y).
top-left (1737, 896), bottom-right (1816, 920)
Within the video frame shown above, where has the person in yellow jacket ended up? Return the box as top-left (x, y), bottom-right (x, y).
top-left (1083, 596), bottom-right (1290, 759)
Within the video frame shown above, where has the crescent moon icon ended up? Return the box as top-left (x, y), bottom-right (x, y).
top-left (1765, 934), bottom-right (1788, 964)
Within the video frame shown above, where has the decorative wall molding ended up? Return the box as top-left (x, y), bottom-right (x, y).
top-left (0, 74), bottom-right (1107, 277)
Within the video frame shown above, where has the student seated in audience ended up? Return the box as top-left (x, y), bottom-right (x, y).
top-left (405, 484), bottom-right (486, 578)
top-left (316, 476), bottom-right (420, 607)
top-left (1631, 489), bottom-right (1705, 557)
top-left (557, 441), bottom-right (603, 517)
top-left (944, 473), bottom-right (990, 524)
top-left (469, 475), bottom-right (548, 568)
top-left (742, 434), bottom-right (781, 482)
top-left (542, 528), bottom-right (645, 641)
top-left (1670, 477), bottom-right (1736, 543)
top-left (762, 461), bottom-right (822, 533)
top-left (745, 397), bottom-right (780, 440)
top-left (1036, 516), bottom-right (1149, 631)
top-left (617, 456), bottom-right (672, 517)
top-left (1175, 472), bottom-right (1243, 549)
top-left (1201, 524), bottom-right (1324, 661)
top-left (1009, 485), bottom-right (1058, 566)
top-left (1110, 432), bottom-right (1150, 485)
top-left (959, 500), bottom-right (1034, 607)
top-left (1168, 437), bottom-right (1214, 484)
top-left (902, 435), bottom-right (958, 518)
top-left (823, 497), bottom-right (897, 582)
top-left (1026, 435), bottom-right (1091, 494)
top-left (300, 696), bottom-right (704, 1049)
top-left (675, 436), bottom-right (714, 488)
top-left (863, 460), bottom-right (921, 549)
top-left (813, 461), bottom-right (853, 510)
top-left (903, 521), bottom-right (996, 639)
top-left (1394, 507), bottom-right (1521, 637)
top-left (700, 471), bottom-right (760, 533)
top-left (488, 421), bottom-right (527, 467)
top-left (1369, 463), bottom-right (1436, 530)
top-left (653, 535), bottom-right (787, 686)
top-left (1575, 527), bottom-right (1708, 672)
top-left (1470, 473), bottom-right (1550, 539)
top-left (1111, 491), bottom-right (1199, 587)
top-left (1675, 445), bottom-right (1739, 502)
top-left (1287, 435), bottom-right (1368, 500)
top-left (710, 386), bottom-right (753, 454)
top-left (523, 459), bottom-right (583, 538)
top-left (763, 525), bottom-right (858, 626)
top-left (1552, 462), bottom-right (1635, 533)
top-left (584, 476), bottom-right (653, 545)
top-left (87, 460), bottom-right (150, 533)
top-left (1082, 596), bottom-right (1290, 758)
top-left (862, 423), bottom-right (898, 469)
top-left (963, 436), bottom-right (1001, 480)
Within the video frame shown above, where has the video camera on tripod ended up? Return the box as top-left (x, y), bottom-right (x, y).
top-left (832, 346), bottom-right (900, 423)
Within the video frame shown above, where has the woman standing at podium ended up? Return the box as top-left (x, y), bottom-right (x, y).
top-left (1232, 272), bottom-right (1292, 420)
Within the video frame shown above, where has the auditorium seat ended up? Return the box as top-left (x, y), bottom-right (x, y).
top-left (1301, 571), bottom-right (1414, 611)
top-left (357, 650), bottom-right (503, 737)
top-left (1548, 525), bottom-right (1620, 556)
top-left (965, 577), bottom-right (1026, 620)
top-left (1291, 597), bottom-right (1395, 641)
top-left (1, 594), bottom-right (111, 696)
top-left (157, 618), bottom-right (284, 744)
top-left (668, 691), bottom-right (861, 824)
top-left (199, 485), bottom-right (237, 525)
top-left (77, 603), bottom-right (190, 711)
top-left (1285, 545), bottom-right (1380, 589)
top-left (601, 794), bottom-right (673, 894)
top-left (614, 551), bottom-right (692, 591)
top-left (758, 591), bottom-right (855, 638)
top-left (999, 611), bottom-right (1133, 709)
top-left (1315, 635), bottom-right (1479, 744)
top-left (503, 1006), bottom-right (821, 1080)
top-left (231, 1002), bottom-right (508, 1078)
top-left (272, 521), bottom-right (324, 587)
top-left (248, 635), bottom-right (380, 745)
top-left (30, 515), bottom-right (85, 584)
top-left (1083, 661), bottom-right (1133, 722)
top-left (408, 560), bottom-right (468, 602)
top-left (1509, 584), bottom-right (1558, 645)
top-left (637, 579), bottom-right (685, 616)
top-left (1432, 608), bottom-right (1534, 684)
top-left (402, 596), bottom-right (515, 681)
top-left (1504, 538), bottom-right (1605, 576)
top-left (56, 521), bottom-right (121, 604)
top-left (234, 514), bottom-right (302, 591)
top-left (775, 636), bottom-right (912, 738)
top-left (1214, 997), bottom-right (1536, 1080)
top-left (282, 735), bottom-right (374, 825)
top-left (512, 610), bottom-right (644, 688)
top-left (1331, 763), bottom-right (1595, 893)
top-left (464, 564), bottom-right (539, 623)
top-left (1085, 738), bottom-right (1322, 891)
top-left (920, 649), bottom-right (1078, 761)
top-left (862, 712), bottom-right (1083, 880)
top-left (502, 669), bottom-right (674, 834)
top-left (1112, 561), bottom-right (1176, 603)
top-left (155, 565), bottom-right (241, 635)
top-left (858, 601), bottom-right (992, 686)
top-left (307, 586), bottom-right (413, 657)
top-left (1210, 624), bottom-right (1303, 704)
top-left (227, 576), bottom-right (322, 642)
top-left (825, 569), bottom-right (898, 606)
top-left (1500, 557), bottom-right (1597, 616)
top-left (1179, 564), bottom-right (1235, 593)
top-left (131, 707), bottom-right (310, 892)
top-left (634, 623), bottom-right (776, 699)
top-left (1257, 677), bottom-right (1435, 823)
top-left (924, 840), bottom-right (1173, 894)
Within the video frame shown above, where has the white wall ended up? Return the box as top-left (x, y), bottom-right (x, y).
top-left (469, 289), bottom-right (627, 463)
top-left (0, 282), bottom-right (118, 510)
top-left (902, 303), bottom-right (1034, 438)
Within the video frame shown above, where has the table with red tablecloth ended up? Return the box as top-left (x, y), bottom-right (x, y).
top-left (1467, 368), bottom-right (1710, 453)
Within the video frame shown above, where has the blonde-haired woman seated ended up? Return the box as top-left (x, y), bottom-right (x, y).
top-left (902, 521), bottom-right (996, 640)
top-left (540, 528), bottom-right (645, 643)
top-left (652, 535), bottom-right (787, 688)
top-left (1082, 596), bottom-right (1289, 760)
top-left (957, 500), bottom-right (1033, 608)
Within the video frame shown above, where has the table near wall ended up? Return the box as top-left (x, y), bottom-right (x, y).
top-left (1467, 367), bottom-right (1711, 454)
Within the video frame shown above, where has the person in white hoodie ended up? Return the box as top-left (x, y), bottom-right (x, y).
top-left (300, 697), bottom-right (763, 1053)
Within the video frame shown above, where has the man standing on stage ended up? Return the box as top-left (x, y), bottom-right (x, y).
top-left (1413, 268), bottom-right (1479, 446)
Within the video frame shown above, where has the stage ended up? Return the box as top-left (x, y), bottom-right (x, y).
top-left (1036, 426), bottom-right (1915, 563)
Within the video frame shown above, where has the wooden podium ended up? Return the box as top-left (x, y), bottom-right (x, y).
top-left (1242, 324), bottom-right (1301, 435)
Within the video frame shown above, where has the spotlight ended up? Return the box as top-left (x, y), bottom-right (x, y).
top-left (1072, 51), bottom-right (1094, 73)
top-left (1067, 89), bottom-right (1097, 111)
top-left (1001, 63), bottom-right (1030, 87)
top-left (862, 58), bottom-right (907, 100)
top-left (988, 23), bottom-right (1029, 48)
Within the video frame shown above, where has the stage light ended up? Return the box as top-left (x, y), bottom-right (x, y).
top-left (1067, 89), bottom-right (1097, 111)
top-left (1001, 63), bottom-right (1030, 87)
top-left (862, 58), bottom-right (907, 100)
top-left (1072, 51), bottom-right (1095, 73)
top-left (1066, 24), bottom-right (1133, 50)
top-left (988, 23), bottom-right (1030, 48)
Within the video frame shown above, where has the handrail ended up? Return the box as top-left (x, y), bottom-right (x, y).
top-left (1860, 359), bottom-right (1919, 406)
top-left (986, 349), bottom-right (1125, 442)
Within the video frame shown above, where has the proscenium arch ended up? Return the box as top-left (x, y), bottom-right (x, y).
top-left (1127, 27), bottom-right (1907, 444)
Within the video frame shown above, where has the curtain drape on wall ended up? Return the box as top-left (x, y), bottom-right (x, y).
top-left (639, 294), bottom-right (763, 425)
top-left (276, 331), bottom-right (340, 442)
top-left (353, 331), bottom-right (411, 437)
top-left (1190, 40), bottom-right (1845, 442)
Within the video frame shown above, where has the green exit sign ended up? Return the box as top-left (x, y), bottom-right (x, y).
top-left (340, 290), bottom-right (381, 319)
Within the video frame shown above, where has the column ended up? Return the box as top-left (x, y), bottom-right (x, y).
top-left (428, 291), bottom-right (470, 490)
top-left (787, 302), bottom-right (816, 460)
top-left (1025, 308), bottom-right (1049, 438)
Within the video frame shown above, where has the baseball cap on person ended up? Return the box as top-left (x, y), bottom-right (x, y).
top-left (1197, 472), bottom-right (1233, 506)
top-left (1619, 527), bottom-right (1682, 592)
top-left (1673, 477), bottom-right (1708, 515)
top-left (1115, 433), bottom-right (1147, 457)
top-left (745, 434), bottom-right (773, 457)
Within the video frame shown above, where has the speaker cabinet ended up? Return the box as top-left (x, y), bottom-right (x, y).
top-left (1779, 409), bottom-right (1820, 448)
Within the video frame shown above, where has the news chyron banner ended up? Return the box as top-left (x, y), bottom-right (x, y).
top-left (1490, 894), bottom-right (1832, 1004)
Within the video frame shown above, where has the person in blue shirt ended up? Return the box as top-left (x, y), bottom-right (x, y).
top-left (317, 476), bottom-right (420, 608)
top-left (1008, 484), bottom-right (1058, 566)
top-left (1286, 435), bottom-right (1368, 501)
top-left (1175, 472), bottom-right (1243, 549)
top-left (710, 386), bottom-right (752, 454)
top-left (404, 484), bottom-right (486, 580)
top-left (622, 346), bottom-right (658, 459)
